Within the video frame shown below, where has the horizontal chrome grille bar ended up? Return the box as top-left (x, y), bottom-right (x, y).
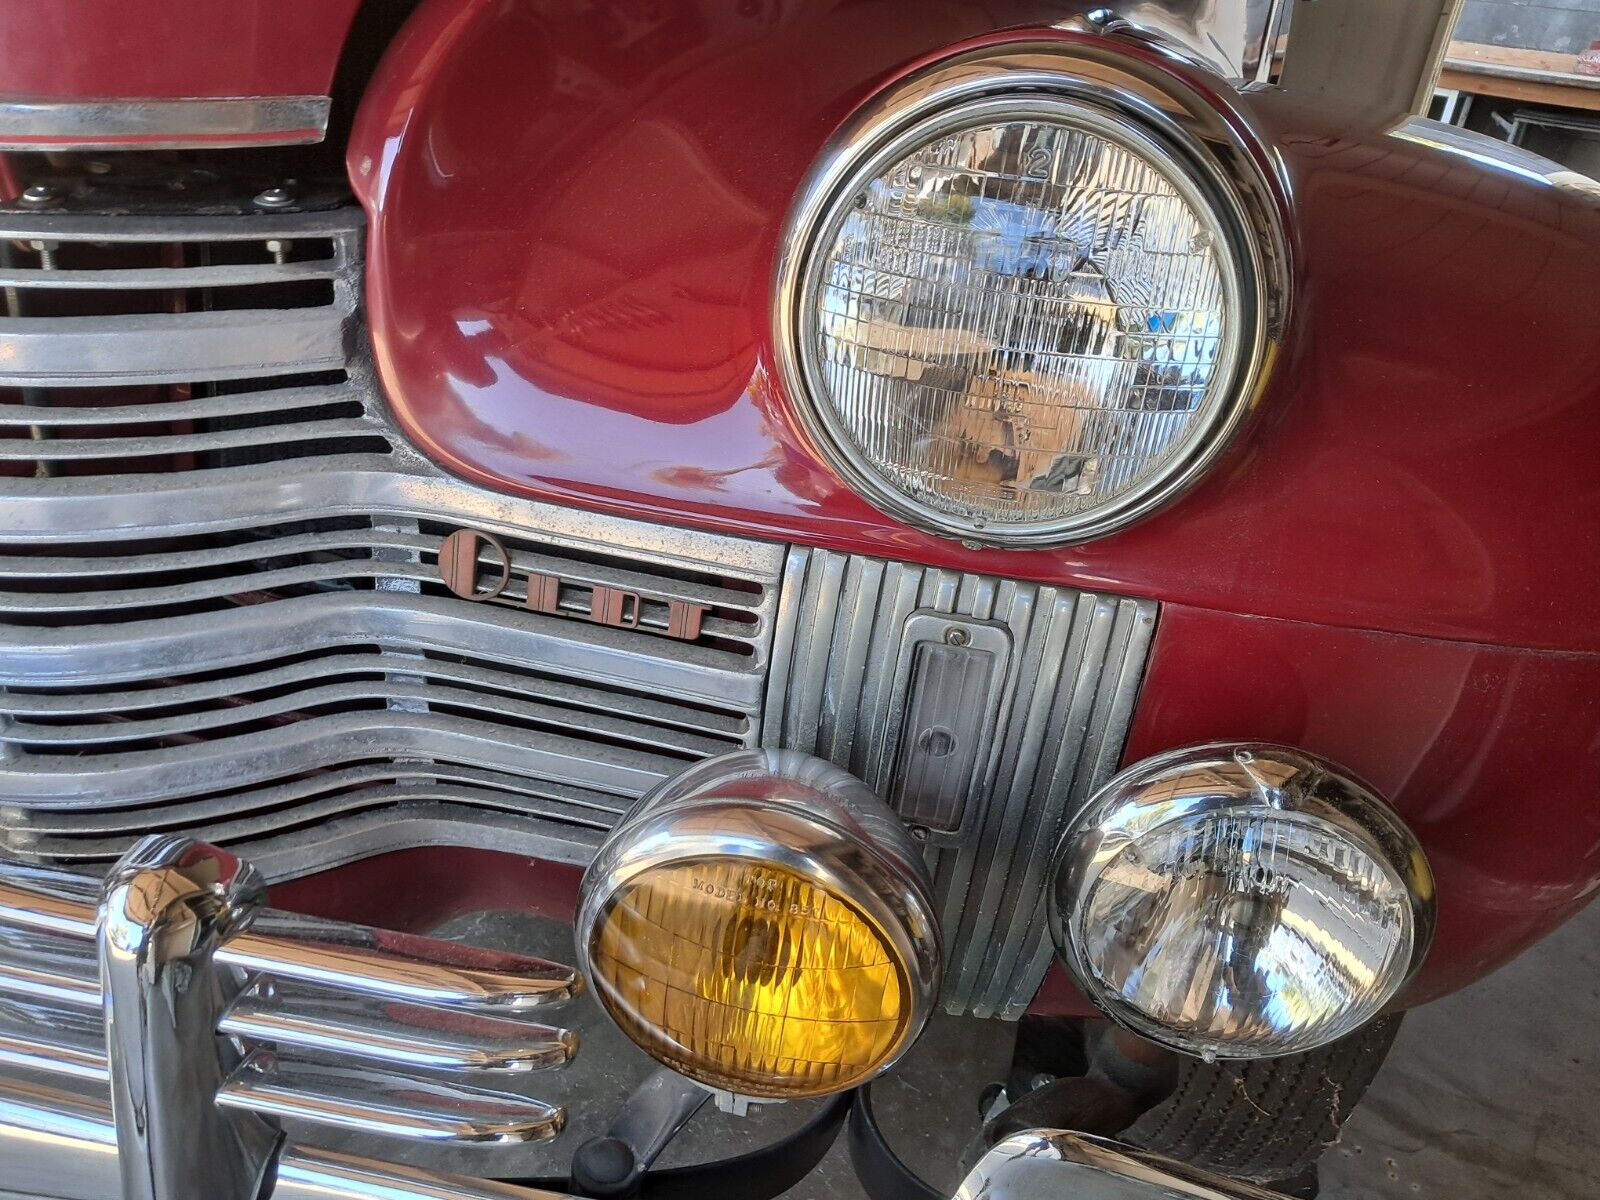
top-left (0, 996), bottom-right (107, 1080)
top-left (0, 846), bottom-right (585, 1167)
top-left (0, 95), bottom-right (332, 152)
top-left (11, 764), bottom-right (632, 836)
top-left (219, 1051), bottom-right (565, 1145)
top-left (0, 1072), bottom-right (569, 1200)
top-left (0, 307), bottom-right (349, 387)
top-left (221, 978), bottom-right (577, 1074)
top-left (0, 209), bottom-right (361, 243)
top-left (0, 592), bottom-right (759, 690)
top-left (0, 711), bottom-right (682, 807)
top-left (0, 257), bottom-right (342, 291)
top-left (0, 381), bottom-right (356, 427)
top-left (0, 415), bottom-right (379, 461)
top-left (0, 650), bottom-right (745, 737)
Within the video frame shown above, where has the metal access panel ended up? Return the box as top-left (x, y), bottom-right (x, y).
top-left (765, 547), bottom-right (1157, 1018)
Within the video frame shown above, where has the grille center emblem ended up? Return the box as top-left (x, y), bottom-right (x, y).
top-left (437, 528), bottom-right (709, 641)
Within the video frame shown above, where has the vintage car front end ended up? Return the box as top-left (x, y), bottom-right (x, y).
top-left (0, 1), bottom-right (1597, 1197)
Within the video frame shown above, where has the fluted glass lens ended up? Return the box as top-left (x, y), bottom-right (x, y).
top-left (813, 116), bottom-right (1231, 530)
top-left (1077, 811), bottom-right (1413, 1057)
top-left (589, 858), bottom-right (910, 1097)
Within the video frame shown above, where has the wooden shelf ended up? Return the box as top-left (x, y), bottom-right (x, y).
top-left (1439, 40), bottom-right (1600, 112)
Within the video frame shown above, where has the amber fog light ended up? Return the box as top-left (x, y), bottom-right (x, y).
top-left (1049, 743), bottom-right (1434, 1060)
top-left (576, 750), bottom-right (941, 1098)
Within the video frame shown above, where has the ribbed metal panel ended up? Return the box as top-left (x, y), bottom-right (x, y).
top-left (764, 547), bottom-right (1156, 1018)
top-left (0, 208), bottom-right (784, 875)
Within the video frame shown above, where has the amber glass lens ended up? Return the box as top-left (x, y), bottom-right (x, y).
top-left (588, 857), bottom-right (910, 1096)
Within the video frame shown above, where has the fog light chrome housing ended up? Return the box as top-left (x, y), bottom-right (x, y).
top-left (1048, 743), bottom-right (1434, 1060)
top-left (576, 750), bottom-right (941, 1098)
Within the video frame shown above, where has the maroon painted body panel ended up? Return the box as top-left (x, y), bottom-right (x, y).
top-left (0, 0), bottom-right (358, 100)
top-left (1034, 604), bottom-right (1600, 1016)
top-left (0, 0), bottom-right (1585, 1018)
top-left (352, 0), bottom-right (1600, 654)
top-left (344, 0), bottom-right (1600, 1008)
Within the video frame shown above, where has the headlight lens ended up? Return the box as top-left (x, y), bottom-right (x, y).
top-left (1049, 744), bottom-right (1434, 1060)
top-left (577, 750), bottom-right (941, 1097)
top-left (776, 47), bottom-right (1285, 546)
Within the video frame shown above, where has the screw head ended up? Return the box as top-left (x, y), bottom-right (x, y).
top-left (18, 184), bottom-right (59, 207)
top-left (944, 626), bottom-right (971, 647)
top-left (253, 185), bottom-right (296, 210)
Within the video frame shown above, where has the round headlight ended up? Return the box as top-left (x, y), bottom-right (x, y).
top-left (776, 43), bottom-right (1285, 545)
top-left (576, 750), bottom-right (941, 1098)
top-left (1049, 744), bottom-right (1434, 1060)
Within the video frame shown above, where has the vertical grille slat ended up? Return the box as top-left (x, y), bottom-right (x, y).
top-left (765, 547), bottom-right (1157, 1018)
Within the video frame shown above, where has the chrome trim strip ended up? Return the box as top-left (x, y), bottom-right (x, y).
top-left (956, 1130), bottom-right (1285, 1200)
top-left (0, 96), bottom-right (331, 151)
top-left (0, 307), bottom-right (348, 388)
top-left (0, 709), bottom-right (682, 807)
top-left (0, 209), bottom-right (361, 242)
top-left (218, 1051), bottom-right (566, 1145)
top-left (0, 997), bottom-right (107, 1082)
top-left (220, 978), bottom-right (577, 1074)
top-left (0, 1073), bottom-right (568, 1200)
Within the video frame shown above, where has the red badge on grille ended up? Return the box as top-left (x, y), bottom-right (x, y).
top-left (436, 528), bottom-right (708, 641)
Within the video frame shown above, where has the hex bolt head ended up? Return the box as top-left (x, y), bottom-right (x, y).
top-left (253, 185), bottom-right (296, 211)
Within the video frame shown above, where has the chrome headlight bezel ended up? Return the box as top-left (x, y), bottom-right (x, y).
top-left (575, 749), bottom-right (943, 1098)
top-left (773, 38), bottom-right (1289, 546)
top-left (1047, 742), bottom-right (1436, 1061)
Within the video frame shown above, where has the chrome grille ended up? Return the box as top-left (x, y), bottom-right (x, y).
top-left (0, 208), bottom-right (784, 875)
top-left (765, 548), bottom-right (1156, 1018)
top-left (0, 202), bottom-right (1160, 1022)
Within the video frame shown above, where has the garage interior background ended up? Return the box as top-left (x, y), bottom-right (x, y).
top-left (1434, 0), bottom-right (1600, 171)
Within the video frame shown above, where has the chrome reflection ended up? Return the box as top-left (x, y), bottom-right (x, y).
top-left (811, 101), bottom-right (1238, 534)
top-left (774, 40), bottom-right (1290, 546)
top-left (955, 1130), bottom-right (1283, 1199)
top-left (1048, 743), bottom-right (1434, 1059)
top-left (99, 837), bottom-right (279, 1200)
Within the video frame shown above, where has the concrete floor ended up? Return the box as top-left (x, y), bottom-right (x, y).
top-left (793, 897), bottom-right (1600, 1200)
top-left (336, 899), bottom-right (1600, 1198)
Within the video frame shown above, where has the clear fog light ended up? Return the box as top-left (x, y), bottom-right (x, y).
top-left (576, 750), bottom-right (941, 1098)
top-left (1049, 743), bottom-right (1434, 1060)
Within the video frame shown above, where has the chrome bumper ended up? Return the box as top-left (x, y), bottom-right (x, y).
top-left (958, 1131), bottom-right (1284, 1200)
top-left (0, 834), bottom-right (583, 1200)
top-left (0, 835), bottom-right (1271, 1200)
